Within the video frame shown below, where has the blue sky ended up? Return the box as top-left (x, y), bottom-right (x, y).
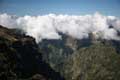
top-left (0, 0), bottom-right (120, 16)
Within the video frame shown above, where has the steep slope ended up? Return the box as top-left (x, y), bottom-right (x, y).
top-left (39, 31), bottom-right (120, 80)
top-left (63, 43), bottom-right (120, 80)
top-left (0, 25), bottom-right (64, 80)
top-left (39, 32), bottom-right (92, 71)
top-left (1, 25), bottom-right (120, 80)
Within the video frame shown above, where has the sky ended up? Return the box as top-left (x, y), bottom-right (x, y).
top-left (0, 0), bottom-right (120, 17)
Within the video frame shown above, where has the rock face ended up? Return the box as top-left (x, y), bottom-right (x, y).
top-left (1, 25), bottom-right (120, 80)
top-left (38, 29), bottom-right (120, 80)
top-left (0, 25), bottom-right (64, 80)
top-left (62, 43), bottom-right (120, 80)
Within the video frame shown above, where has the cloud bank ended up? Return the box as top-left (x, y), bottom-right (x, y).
top-left (0, 12), bottom-right (120, 42)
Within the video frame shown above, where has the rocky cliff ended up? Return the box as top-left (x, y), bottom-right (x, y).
top-left (0, 25), bottom-right (64, 80)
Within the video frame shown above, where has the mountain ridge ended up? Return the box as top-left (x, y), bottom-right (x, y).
top-left (0, 25), bottom-right (65, 80)
top-left (0, 25), bottom-right (120, 80)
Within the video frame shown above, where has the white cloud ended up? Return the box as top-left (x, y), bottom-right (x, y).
top-left (0, 12), bottom-right (120, 42)
top-left (0, 13), bottom-right (17, 28)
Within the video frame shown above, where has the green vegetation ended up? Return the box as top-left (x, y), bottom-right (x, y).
top-left (0, 25), bottom-right (64, 80)
top-left (62, 43), bottom-right (120, 80)
top-left (0, 37), bottom-right (17, 80)
top-left (1, 25), bottom-right (120, 80)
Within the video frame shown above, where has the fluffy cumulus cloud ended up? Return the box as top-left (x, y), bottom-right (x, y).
top-left (0, 12), bottom-right (120, 42)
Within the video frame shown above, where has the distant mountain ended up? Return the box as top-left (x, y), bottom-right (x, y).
top-left (63, 43), bottom-right (120, 80)
top-left (39, 29), bottom-right (120, 80)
